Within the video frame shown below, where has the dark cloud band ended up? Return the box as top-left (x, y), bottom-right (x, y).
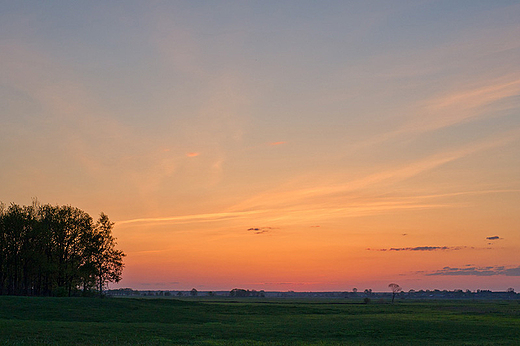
top-left (368, 246), bottom-right (465, 252)
top-left (426, 266), bottom-right (520, 276)
top-left (247, 227), bottom-right (274, 234)
top-left (486, 236), bottom-right (501, 240)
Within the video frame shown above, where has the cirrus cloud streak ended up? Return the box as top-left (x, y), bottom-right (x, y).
top-left (368, 246), bottom-right (467, 252)
top-left (425, 266), bottom-right (520, 277)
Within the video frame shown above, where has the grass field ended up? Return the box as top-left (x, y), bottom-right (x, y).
top-left (1, 296), bottom-right (519, 345)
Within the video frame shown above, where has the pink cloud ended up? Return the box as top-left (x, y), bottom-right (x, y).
top-left (186, 152), bottom-right (200, 157)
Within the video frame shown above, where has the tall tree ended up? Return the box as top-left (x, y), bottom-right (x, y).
top-left (389, 283), bottom-right (402, 303)
top-left (92, 213), bottom-right (125, 296)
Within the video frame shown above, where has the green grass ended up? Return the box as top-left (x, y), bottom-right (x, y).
top-left (1, 297), bottom-right (519, 345)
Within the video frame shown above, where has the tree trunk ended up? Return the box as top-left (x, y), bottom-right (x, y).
top-left (98, 264), bottom-right (103, 297)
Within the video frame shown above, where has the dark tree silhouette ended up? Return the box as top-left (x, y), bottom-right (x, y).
top-left (0, 201), bottom-right (125, 297)
top-left (389, 283), bottom-right (402, 303)
top-left (229, 288), bottom-right (265, 297)
top-left (92, 213), bottom-right (125, 296)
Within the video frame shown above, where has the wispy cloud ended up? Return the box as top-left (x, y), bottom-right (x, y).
top-left (426, 266), bottom-right (520, 277)
top-left (428, 78), bottom-right (520, 111)
top-left (186, 152), bottom-right (200, 157)
top-left (348, 74), bottom-right (520, 153)
top-left (226, 130), bottom-right (520, 222)
top-left (117, 210), bottom-right (267, 226)
top-left (117, 173), bottom-right (520, 229)
top-left (117, 200), bottom-right (450, 227)
top-left (368, 246), bottom-right (466, 252)
top-left (269, 141), bottom-right (286, 146)
top-left (408, 77), bottom-right (520, 134)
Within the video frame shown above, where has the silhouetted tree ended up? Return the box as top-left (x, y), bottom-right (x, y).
top-left (91, 213), bottom-right (125, 296)
top-left (228, 288), bottom-right (265, 298)
top-left (507, 287), bottom-right (515, 298)
top-left (389, 283), bottom-right (402, 303)
top-left (0, 201), bottom-right (125, 297)
top-left (190, 288), bottom-right (198, 296)
top-left (351, 288), bottom-right (358, 297)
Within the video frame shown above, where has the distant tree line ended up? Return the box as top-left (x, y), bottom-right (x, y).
top-left (229, 288), bottom-right (265, 297)
top-left (0, 201), bottom-right (125, 296)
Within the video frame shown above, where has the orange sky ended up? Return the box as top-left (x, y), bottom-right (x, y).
top-left (1, 1), bottom-right (519, 291)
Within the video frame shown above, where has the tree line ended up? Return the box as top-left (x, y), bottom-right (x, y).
top-left (229, 288), bottom-right (265, 297)
top-left (0, 201), bottom-right (125, 297)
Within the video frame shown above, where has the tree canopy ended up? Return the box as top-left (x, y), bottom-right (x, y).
top-left (0, 201), bottom-right (125, 296)
top-left (389, 283), bottom-right (402, 303)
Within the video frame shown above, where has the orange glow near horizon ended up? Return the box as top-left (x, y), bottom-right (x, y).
top-left (112, 178), bottom-right (520, 291)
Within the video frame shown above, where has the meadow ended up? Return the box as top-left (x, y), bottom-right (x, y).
top-left (1, 296), bottom-right (519, 345)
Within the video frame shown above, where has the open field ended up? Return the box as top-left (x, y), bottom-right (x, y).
top-left (1, 297), bottom-right (520, 345)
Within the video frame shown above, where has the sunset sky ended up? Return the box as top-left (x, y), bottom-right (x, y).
top-left (1, 1), bottom-right (519, 292)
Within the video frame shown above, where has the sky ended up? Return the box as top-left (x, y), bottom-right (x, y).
top-left (1, 0), bottom-right (519, 292)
